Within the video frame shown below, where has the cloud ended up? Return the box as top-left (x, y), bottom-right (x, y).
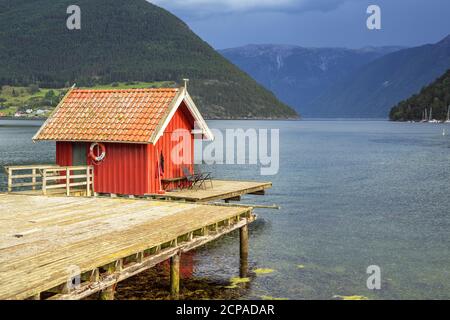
top-left (149, 0), bottom-right (355, 17)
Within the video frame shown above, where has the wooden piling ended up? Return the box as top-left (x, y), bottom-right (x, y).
top-left (170, 252), bottom-right (181, 299)
top-left (99, 263), bottom-right (116, 300)
top-left (239, 224), bottom-right (249, 278)
top-left (99, 285), bottom-right (115, 300)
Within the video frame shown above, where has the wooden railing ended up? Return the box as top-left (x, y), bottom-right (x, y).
top-left (4, 165), bottom-right (94, 197)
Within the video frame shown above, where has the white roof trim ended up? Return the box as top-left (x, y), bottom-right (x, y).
top-left (150, 87), bottom-right (214, 145)
top-left (183, 90), bottom-right (214, 141)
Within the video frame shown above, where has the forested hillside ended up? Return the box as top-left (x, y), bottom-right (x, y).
top-left (390, 69), bottom-right (450, 121)
top-left (0, 0), bottom-right (297, 119)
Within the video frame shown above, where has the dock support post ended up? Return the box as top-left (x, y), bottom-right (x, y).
top-left (100, 285), bottom-right (116, 301)
top-left (240, 223), bottom-right (249, 278)
top-left (170, 252), bottom-right (181, 300)
top-left (99, 264), bottom-right (116, 300)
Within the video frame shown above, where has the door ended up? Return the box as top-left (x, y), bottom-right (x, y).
top-left (72, 143), bottom-right (87, 166)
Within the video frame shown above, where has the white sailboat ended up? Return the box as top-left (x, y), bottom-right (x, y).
top-left (421, 108), bottom-right (428, 123)
top-left (429, 107), bottom-right (440, 123)
top-left (445, 105), bottom-right (450, 123)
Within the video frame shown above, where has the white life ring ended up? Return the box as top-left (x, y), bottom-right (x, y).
top-left (89, 142), bottom-right (106, 162)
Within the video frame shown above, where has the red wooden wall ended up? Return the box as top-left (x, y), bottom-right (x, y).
top-left (55, 102), bottom-right (195, 195)
top-left (93, 143), bottom-right (149, 195)
top-left (147, 102), bottom-right (195, 193)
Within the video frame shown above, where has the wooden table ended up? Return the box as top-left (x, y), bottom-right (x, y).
top-left (161, 177), bottom-right (188, 190)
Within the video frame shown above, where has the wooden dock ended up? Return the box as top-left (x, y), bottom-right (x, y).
top-left (0, 193), bottom-right (255, 300)
top-left (6, 167), bottom-right (272, 204)
top-left (149, 180), bottom-right (272, 203)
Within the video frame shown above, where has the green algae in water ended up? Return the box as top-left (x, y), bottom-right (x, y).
top-left (333, 266), bottom-right (346, 273)
top-left (113, 267), bottom-right (249, 300)
top-left (224, 277), bottom-right (251, 289)
top-left (254, 268), bottom-right (275, 275)
top-left (260, 295), bottom-right (289, 301)
top-left (333, 295), bottom-right (369, 300)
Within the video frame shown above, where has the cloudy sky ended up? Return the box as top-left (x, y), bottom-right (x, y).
top-left (150, 0), bottom-right (450, 49)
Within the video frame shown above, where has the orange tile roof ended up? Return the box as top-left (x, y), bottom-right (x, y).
top-left (33, 88), bottom-right (181, 144)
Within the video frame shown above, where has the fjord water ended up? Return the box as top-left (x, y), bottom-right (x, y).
top-left (1, 119), bottom-right (449, 299)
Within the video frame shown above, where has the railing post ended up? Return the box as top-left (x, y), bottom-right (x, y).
top-left (42, 169), bottom-right (47, 195)
top-left (7, 168), bottom-right (12, 193)
top-left (86, 167), bottom-right (91, 197)
top-left (92, 167), bottom-right (97, 197)
top-left (32, 168), bottom-right (36, 191)
top-left (66, 168), bottom-right (70, 197)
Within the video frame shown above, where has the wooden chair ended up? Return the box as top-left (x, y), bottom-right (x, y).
top-left (196, 167), bottom-right (213, 189)
top-left (182, 166), bottom-right (213, 190)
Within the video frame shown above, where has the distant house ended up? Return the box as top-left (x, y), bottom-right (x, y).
top-left (0, 112), bottom-right (6, 117)
top-left (14, 112), bottom-right (24, 117)
top-left (26, 109), bottom-right (33, 114)
top-left (33, 87), bottom-right (213, 196)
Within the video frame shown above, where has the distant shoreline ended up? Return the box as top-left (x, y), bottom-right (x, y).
top-left (0, 116), bottom-right (47, 121)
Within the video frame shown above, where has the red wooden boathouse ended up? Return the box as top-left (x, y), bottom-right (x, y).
top-left (32, 86), bottom-right (213, 196)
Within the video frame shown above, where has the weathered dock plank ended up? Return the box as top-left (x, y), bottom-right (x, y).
top-left (0, 193), bottom-right (254, 300)
top-left (150, 180), bottom-right (272, 202)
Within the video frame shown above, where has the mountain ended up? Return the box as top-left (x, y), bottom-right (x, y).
top-left (310, 36), bottom-right (450, 118)
top-left (0, 0), bottom-right (297, 119)
top-left (220, 44), bottom-right (403, 116)
top-left (390, 69), bottom-right (450, 121)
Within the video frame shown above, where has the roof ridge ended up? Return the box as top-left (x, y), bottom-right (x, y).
top-left (72, 88), bottom-right (179, 93)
